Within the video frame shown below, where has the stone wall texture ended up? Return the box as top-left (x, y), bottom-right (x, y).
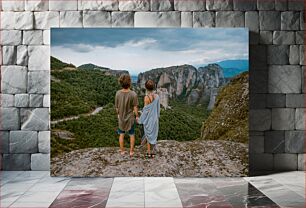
top-left (0, 0), bottom-right (305, 175)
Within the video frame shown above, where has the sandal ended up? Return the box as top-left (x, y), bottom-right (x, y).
top-left (119, 150), bottom-right (127, 155)
top-left (145, 153), bottom-right (151, 159)
top-left (130, 151), bottom-right (135, 157)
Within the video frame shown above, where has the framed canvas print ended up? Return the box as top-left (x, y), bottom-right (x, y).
top-left (50, 28), bottom-right (249, 177)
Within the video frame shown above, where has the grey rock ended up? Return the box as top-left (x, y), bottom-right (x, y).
top-left (233, 0), bottom-right (256, 10)
top-left (288, 0), bottom-right (304, 11)
top-left (43, 95), bottom-right (50, 107)
top-left (193, 12), bottom-right (215, 27)
top-left (17, 45), bottom-right (28, 66)
top-left (249, 93), bottom-right (266, 109)
top-left (83, 11), bottom-right (111, 27)
top-left (78, 0), bottom-right (119, 10)
top-left (1, 30), bottom-right (22, 45)
top-left (275, 0), bottom-right (287, 11)
top-left (216, 11), bottom-right (244, 27)
top-left (49, 0), bottom-right (78, 10)
top-left (249, 153), bottom-right (273, 171)
top-left (264, 131), bottom-right (285, 153)
top-left (0, 94), bottom-right (14, 107)
top-left (181, 12), bottom-right (192, 27)
top-left (259, 11), bottom-right (281, 30)
top-left (21, 108), bottom-right (49, 131)
top-left (31, 153), bottom-right (50, 171)
top-left (281, 11), bottom-right (300, 30)
top-left (298, 154), bottom-right (305, 170)
top-left (0, 108), bottom-right (20, 130)
top-left (23, 30), bottom-right (43, 45)
top-left (151, 0), bottom-right (173, 11)
top-left (295, 108), bottom-right (304, 130)
top-left (0, 131), bottom-right (9, 153)
top-left (14, 12), bottom-right (34, 30)
top-left (1, 66), bottom-right (27, 94)
top-left (174, 0), bottom-right (205, 11)
top-left (2, 46), bottom-right (17, 65)
top-left (1, 12), bottom-right (15, 29)
top-left (302, 66), bottom-right (305, 93)
top-left (285, 131), bottom-right (304, 153)
top-left (34, 11), bottom-right (60, 29)
top-left (29, 94), bottom-right (44, 107)
top-left (60, 11), bottom-right (83, 27)
top-left (206, 0), bottom-right (233, 10)
top-left (266, 93), bottom-right (285, 108)
top-left (135, 12), bottom-right (181, 27)
top-left (289, 45), bottom-right (300, 65)
top-left (272, 108), bottom-right (295, 130)
top-left (2, 1), bottom-right (24, 11)
top-left (249, 136), bottom-right (264, 153)
top-left (249, 109), bottom-right (271, 131)
top-left (28, 46), bottom-right (50, 71)
top-left (273, 31), bottom-right (295, 45)
top-left (38, 131), bottom-right (50, 153)
top-left (257, 0), bottom-right (274, 10)
top-left (267, 45), bottom-right (289, 64)
top-left (274, 154), bottom-right (298, 170)
top-left (15, 94), bottom-right (29, 107)
top-left (112, 12), bottom-right (134, 27)
top-left (28, 71), bottom-right (50, 94)
top-left (3, 154), bottom-right (31, 170)
top-left (9, 131), bottom-right (38, 153)
top-left (286, 94), bottom-right (304, 108)
top-left (301, 12), bottom-right (304, 30)
top-left (25, 0), bottom-right (49, 11)
top-left (300, 45), bottom-right (304, 65)
top-left (119, 0), bottom-right (150, 11)
top-left (296, 31), bottom-right (304, 44)
top-left (245, 11), bottom-right (259, 32)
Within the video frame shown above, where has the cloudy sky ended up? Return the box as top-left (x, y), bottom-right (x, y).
top-left (51, 28), bottom-right (248, 75)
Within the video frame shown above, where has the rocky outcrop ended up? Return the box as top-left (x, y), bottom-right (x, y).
top-left (78, 63), bottom-right (128, 77)
top-left (51, 140), bottom-right (248, 177)
top-left (156, 88), bottom-right (170, 109)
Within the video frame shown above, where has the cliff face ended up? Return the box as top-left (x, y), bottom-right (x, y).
top-left (201, 72), bottom-right (249, 143)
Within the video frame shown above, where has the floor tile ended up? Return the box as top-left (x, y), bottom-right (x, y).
top-left (145, 190), bottom-right (183, 208)
top-left (111, 177), bottom-right (144, 192)
top-left (145, 177), bottom-right (177, 192)
top-left (106, 191), bottom-right (144, 208)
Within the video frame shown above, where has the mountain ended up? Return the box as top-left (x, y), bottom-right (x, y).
top-left (78, 63), bottom-right (128, 77)
top-left (201, 72), bottom-right (249, 143)
top-left (51, 56), bottom-right (76, 70)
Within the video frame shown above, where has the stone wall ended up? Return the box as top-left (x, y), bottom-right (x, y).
top-left (0, 0), bottom-right (304, 174)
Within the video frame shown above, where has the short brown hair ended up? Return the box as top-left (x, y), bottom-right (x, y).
top-left (145, 80), bottom-right (155, 91)
top-left (119, 74), bottom-right (131, 89)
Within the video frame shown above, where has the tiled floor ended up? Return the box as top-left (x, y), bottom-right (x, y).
top-left (1, 171), bottom-right (304, 208)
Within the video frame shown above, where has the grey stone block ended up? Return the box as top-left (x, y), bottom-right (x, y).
top-left (0, 94), bottom-right (14, 107)
top-left (296, 31), bottom-right (304, 44)
top-left (17, 45), bottom-right (28, 66)
top-left (193, 12), bottom-right (215, 27)
top-left (49, 0), bottom-right (78, 10)
top-left (1, 30), bottom-right (22, 45)
top-left (274, 154), bottom-right (298, 170)
top-left (10, 131), bottom-right (38, 153)
top-left (273, 31), bottom-right (295, 45)
top-left (151, 0), bottom-right (173, 11)
top-left (3, 154), bottom-right (31, 170)
top-left (302, 66), bottom-right (305, 93)
top-left (2, 46), bottom-right (17, 65)
top-left (29, 94), bottom-right (44, 107)
top-left (1, 66), bottom-right (27, 94)
top-left (135, 12), bottom-right (181, 27)
top-left (266, 93), bottom-right (286, 108)
top-left (286, 94), bottom-right (304, 108)
top-left (112, 12), bottom-right (134, 27)
top-left (289, 45), bottom-right (300, 64)
top-left (28, 46), bottom-right (50, 71)
top-left (216, 11), bottom-right (244, 27)
top-left (43, 30), bottom-right (50, 45)
top-left (78, 0), bottom-right (118, 10)
top-left (249, 136), bottom-right (264, 153)
top-left (285, 131), bottom-right (304, 153)
top-left (245, 11), bottom-right (259, 32)
top-left (1, 12), bottom-right (15, 29)
top-left (60, 11), bottom-right (83, 27)
top-left (249, 45), bottom-right (267, 68)
top-left (233, 0), bottom-right (256, 10)
top-left (275, 0), bottom-right (287, 11)
top-left (249, 153), bottom-right (273, 170)
top-left (181, 12), bottom-right (192, 27)
top-left (38, 131), bottom-right (50, 153)
top-left (119, 0), bottom-right (150, 11)
top-left (0, 131), bottom-right (9, 154)
top-left (272, 108), bottom-right (295, 130)
top-left (206, 0), bottom-right (233, 10)
top-left (257, 0), bottom-right (274, 10)
top-left (267, 45), bottom-right (289, 64)
top-left (34, 11), bottom-right (60, 29)
top-left (264, 131), bottom-right (285, 153)
top-left (250, 109), bottom-right (271, 131)
top-left (288, 0), bottom-right (304, 11)
top-left (23, 30), bottom-right (43, 45)
top-left (21, 108), bottom-right (49, 131)
top-left (300, 45), bottom-right (304, 65)
top-left (31, 153), bottom-right (50, 171)
top-left (43, 95), bottom-right (50, 108)
top-left (174, 0), bottom-right (205, 11)
top-left (25, 0), bottom-right (49, 11)
top-left (250, 131), bottom-right (264, 136)
top-left (301, 12), bottom-right (304, 30)
top-left (28, 71), bottom-right (50, 94)
top-left (281, 11), bottom-right (300, 30)
top-left (2, 1), bottom-right (24, 11)
top-left (0, 108), bottom-right (20, 130)
top-left (259, 11), bottom-right (281, 30)
top-left (83, 11), bottom-right (112, 27)
top-left (298, 154), bottom-right (305, 170)
top-left (14, 12), bottom-right (34, 30)
top-left (250, 93), bottom-right (266, 109)
top-left (250, 70), bottom-right (268, 94)
top-left (15, 94), bottom-right (29, 108)
top-left (295, 108), bottom-right (304, 130)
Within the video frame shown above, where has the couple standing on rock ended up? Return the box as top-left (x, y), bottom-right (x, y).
top-left (115, 74), bottom-right (160, 158)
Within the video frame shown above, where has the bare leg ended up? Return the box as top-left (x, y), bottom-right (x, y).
top-left (119, 134), bottom-right (125, 154)
top-left (147, 143), bottom-right (151, 155)
top-left (130, 135), bottom-right (135, 156)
